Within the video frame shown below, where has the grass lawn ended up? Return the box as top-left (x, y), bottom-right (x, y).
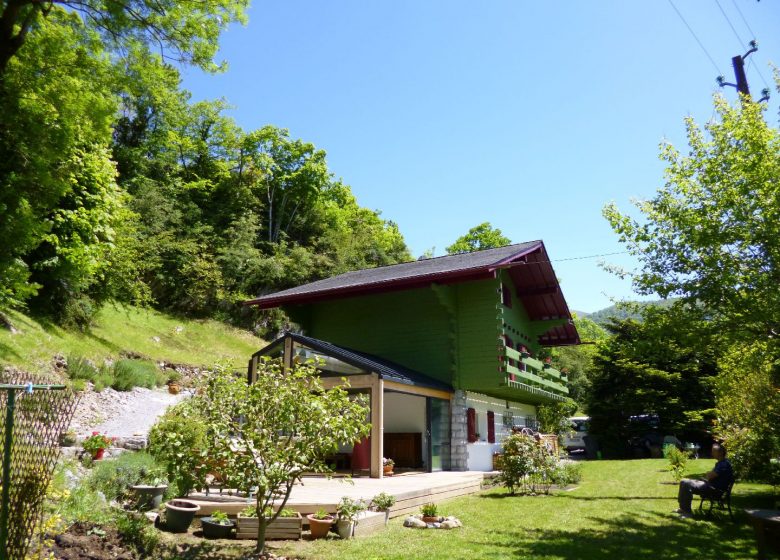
top-left (276, 459), bottom-right (774, 560)
top-left (0, 304), bottom-right (265, 372)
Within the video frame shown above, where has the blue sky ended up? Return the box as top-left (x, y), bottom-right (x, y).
top-left (180, 1), bottom-right (779, 313)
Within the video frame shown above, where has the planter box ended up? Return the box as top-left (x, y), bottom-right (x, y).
top-left (236, 513), bottom-right (302, 540)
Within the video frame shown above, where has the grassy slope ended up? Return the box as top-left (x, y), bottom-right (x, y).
top-left (279, 459), bottom-right (773, 560)
top-left (0, 305), bottom-right (266, 373)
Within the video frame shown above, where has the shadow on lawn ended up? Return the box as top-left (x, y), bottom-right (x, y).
top-left (492, 511), bottom-right (757, 560)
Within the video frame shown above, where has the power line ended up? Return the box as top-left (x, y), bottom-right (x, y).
top-left (748, 57), bottom-right (771, 91)
top-left (714, 0), bottom-right (745, 47)
top-left (729, 0), bottom-right (758, 39)
top-left (552, 251), bottom-right (629, 263)
top-left (726, 0), bottom-right (772, 91)
top-left (667, 0), bottom-right (723, 75)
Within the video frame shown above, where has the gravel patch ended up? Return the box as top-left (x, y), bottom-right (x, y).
top-left (70, 386), bottom-right (190, 438)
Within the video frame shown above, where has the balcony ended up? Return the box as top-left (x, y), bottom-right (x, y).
top-left (502, 347), bottom-right (569, 402)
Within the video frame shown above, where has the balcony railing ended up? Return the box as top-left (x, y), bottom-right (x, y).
top-left (503, 347), bottom-right (569, 397)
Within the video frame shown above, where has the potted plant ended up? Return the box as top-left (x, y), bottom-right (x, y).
top-left (201, 510), bottom-right (234, 539)
top-left (163, 499), bottom-right (201, 533)
top-left (520, 346), bottom-right (530, 359)
top-left (306, 508), bottom-right (334, 539)
top-left (236, 506), bottom-right (303, 540)
top-left (370, 492), bottom-right (396, 524)
top-left (335, 497), bottom-right (365, 539)
top-left (130, 467), bottom-right (168, 510)
top-left (543, 357), bottom-right (552, 369)
top-left (167, 371), bottom-right (182, 395)
top-left (82, 432), bottom-right (113, 460)
top-left (383, 457), bottom-right (395, 475)
top-left (421, 503), bottom-right (439, 523)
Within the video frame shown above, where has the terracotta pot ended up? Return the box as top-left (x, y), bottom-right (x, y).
top-left (383, 465), bottom-right (394, 475)
top-left (307, 514), bottom-right (334, 539)
top-left (422, 516), bottom-right (439, 523)
top-left (168, 383), bottom-right (181, 395)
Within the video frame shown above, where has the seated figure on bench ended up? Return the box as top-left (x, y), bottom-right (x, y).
top-left (675, 443), bottom-right (734, 518)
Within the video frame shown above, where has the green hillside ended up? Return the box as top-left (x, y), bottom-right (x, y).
top-left (0, 305), bottom-right (266, 374)
top-left (578, 298), bottom-right (677, 326)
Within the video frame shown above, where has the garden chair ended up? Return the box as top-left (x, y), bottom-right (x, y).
top-left (698, 481), bottom-right (734, 519)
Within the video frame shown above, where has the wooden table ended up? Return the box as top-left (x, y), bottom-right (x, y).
top-left (746, 509), bottom-right (780, 560)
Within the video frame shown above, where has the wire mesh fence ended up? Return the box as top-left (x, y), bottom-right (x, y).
top-left (0, 371), bottom-right (77, 560)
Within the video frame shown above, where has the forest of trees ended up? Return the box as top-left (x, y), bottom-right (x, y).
top-left (0, 4), bottom-right (410, 332)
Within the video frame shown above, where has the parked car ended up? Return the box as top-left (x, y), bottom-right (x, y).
top-left (563, 416), bottom-right (589, 452)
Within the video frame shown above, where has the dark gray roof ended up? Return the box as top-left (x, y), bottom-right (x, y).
top-left (256, 333), bottom-right (453, 392)
top-left (246, 241), bottom-right (541, 308)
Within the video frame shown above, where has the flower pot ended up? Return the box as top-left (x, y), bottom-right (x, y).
top-left (164, 499), bottom-right (200, 533)
top-left (201, 517), bottom-right (234, 539)
top-left (130, 484), bottom-right (168, 510)
top-left (422, 516), bottom-right (440, 523)
top-left (335, 518), bottom-right (355, 539)
top-left (383, 465), bottom-right (394, 476)
top-left (168, 383), bottom-right (181, 395)
top-left (92, 448), bottom-right (106, 460)
top-left (306, 514), bottom-right (334, 539)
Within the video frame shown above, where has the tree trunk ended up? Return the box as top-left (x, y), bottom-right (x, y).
top-left (256, 514), bottom-right (267, 553)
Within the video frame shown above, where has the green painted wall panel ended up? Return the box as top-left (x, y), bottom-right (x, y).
top-left (297, 287), bottom-right (453, 384)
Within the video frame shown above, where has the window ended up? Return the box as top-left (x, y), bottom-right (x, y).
top-left (501, 284), bottom-right (512, 308)
top-left (467, 408), bottom-right (477, 443)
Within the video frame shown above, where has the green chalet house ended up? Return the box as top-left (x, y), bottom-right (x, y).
top-left (245, 241), bottom-right (579, 478)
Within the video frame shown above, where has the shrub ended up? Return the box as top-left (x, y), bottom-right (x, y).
top-left (66, 356), bottom-right (98, 382)
top-left (499, 432), bottom-right (566, 495)
top-left (147, 401), bottom-right (208, 496)
top-left (115, 511), bottom-right (160, 556)
top-left (550, 460), bottom-right (583, 486)
top-left (88, 451), bottom-right (167, 502)
top-left (92, 367), bottom-right (115, 392)
top-left (336, 497), bottom-right (366, 521)
top-left (71, 379), bottom-right (87, 392)
top-left (370, 492), bottom-right (396, 511)
top-left (111, 360), bottom-right (159, 391)
top-left (665, 444), bottom-right (690, 482)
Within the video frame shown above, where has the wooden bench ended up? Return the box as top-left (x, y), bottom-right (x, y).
top-left (746, 510), bottom-right (780, 560)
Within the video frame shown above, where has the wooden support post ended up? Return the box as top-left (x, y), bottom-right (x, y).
top-left (370, 377), bottom-right (384, 479)
top-left (283, 337), bottom-right (293, 372)
top-left (247, 356), bottom-right (259, 384)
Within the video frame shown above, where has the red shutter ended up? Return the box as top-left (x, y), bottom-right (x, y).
top-left (487, 411), bottom-right (496, 443)
top-left (467, 407), bottom-right (477, 443)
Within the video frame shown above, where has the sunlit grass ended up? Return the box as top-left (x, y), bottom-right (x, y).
top-left (0, 304), bottom-right (264, 373)
top-left (277, 459), bottom-right (773, 560)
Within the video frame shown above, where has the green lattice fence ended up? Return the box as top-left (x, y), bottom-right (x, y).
top-left (0, 371), bottom-right (77, 560)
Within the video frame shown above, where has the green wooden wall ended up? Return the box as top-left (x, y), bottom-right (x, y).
top-left (285, 273), bottom-right (565, 402)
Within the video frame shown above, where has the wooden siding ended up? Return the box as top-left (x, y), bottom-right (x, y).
top-left (285, 272), bottom-right (567, 400)
top-left (296, 287), bottom-right (453, 385)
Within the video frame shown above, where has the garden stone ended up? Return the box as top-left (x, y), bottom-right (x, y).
top-left (441, 517), bottom-right (462, 529)
top-left (404, 516), bottom-right (427, 528)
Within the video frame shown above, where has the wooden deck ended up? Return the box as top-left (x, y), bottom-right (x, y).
top-left (188, 471), bottom-right (491, 520)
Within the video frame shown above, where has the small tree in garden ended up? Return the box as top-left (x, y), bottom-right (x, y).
top-left (499, 432), bottom-right (563, 495)
top-left (199, 359), bottom-right (370, 553)
top-left (537, 400), bottom-right (577, 439)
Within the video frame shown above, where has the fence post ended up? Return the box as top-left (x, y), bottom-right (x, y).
top-left (0, 388), bottom-right (16, 560)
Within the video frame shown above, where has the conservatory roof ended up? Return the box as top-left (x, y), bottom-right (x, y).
top-left (255, 333), bottom-right (453, 392)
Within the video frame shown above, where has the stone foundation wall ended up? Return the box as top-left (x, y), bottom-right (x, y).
top-left (450, 390), bottom-right (469, 471)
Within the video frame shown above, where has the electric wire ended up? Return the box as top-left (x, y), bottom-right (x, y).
top-left (667, 0), bottom-right (723, 76)
top-left (729, 0), bottom-right (757, 39)
top-left (714, 0), bottom-right (745, 46)
top-left (725, 0), bottom-right (772, 91)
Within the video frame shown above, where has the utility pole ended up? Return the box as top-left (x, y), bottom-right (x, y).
top-left (717, 40), bottom-right (770, 103)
